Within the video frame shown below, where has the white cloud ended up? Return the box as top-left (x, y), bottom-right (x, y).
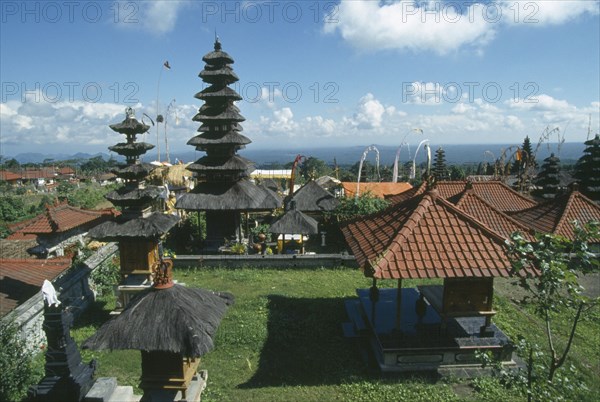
top-left (325, 1), bottom-right (598, 54)
top-left (506, 94), bottom-right (572, 111)
top-left (324, 0), bottom-right (495, 54)
top-left (500, 1), bottom-right (599, 26)
top-left (349, 93), bottom-right (387, 128)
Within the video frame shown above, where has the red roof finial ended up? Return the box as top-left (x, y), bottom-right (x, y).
top-left (153, 259), bottom-right (174, 289)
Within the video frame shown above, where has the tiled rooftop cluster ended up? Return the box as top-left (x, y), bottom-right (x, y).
top-left (342, 180), bottom-right (599, 280)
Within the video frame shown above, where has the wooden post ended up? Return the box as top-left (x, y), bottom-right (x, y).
top-left (370, 278), bottom-right (378, 330)
top-left (395, 278), bottom-right (403, 331)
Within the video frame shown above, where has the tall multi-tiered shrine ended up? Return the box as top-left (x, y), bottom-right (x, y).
top-left (176, 39), bottom-right (281, 251)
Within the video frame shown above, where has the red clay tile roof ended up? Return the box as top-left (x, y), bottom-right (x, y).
top-left (341, 182), bottom-right (413, 198)
top-left (57, 167), bottom-right (75, 175)
top-left (386, 181), bottom-right (537, 212)
top-left (0, 257), bottom-right (72, 316)
top-left (341, 190), bottom-right (530, 280)
top-left (510, 191), bottom-right (600, 240)
top-left (0, 170), bottom-right (21, 181)
top-left (454, 190), bottom-right (535, 241)
top-left (19, 168), bottom-right (56, 180)
top-left (8, 201), bottom-right (119, 235)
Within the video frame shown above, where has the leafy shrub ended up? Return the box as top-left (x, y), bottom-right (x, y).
top-left (0, 321), bottom-right (44, 401)
top-left (90, 257), bottom-right (120, 296)
top-left (328, 192), bottom-right (389, 222)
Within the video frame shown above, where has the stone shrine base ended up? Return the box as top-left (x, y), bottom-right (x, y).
top-left (343, 288), bottom-right (518, 374)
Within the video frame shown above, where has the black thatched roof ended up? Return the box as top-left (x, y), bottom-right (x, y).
top-left (105, 186), bottom-right (163, 206)
top-left (88, 212), bottom-right (179, 240)
top-left (112, 163), bottom-right (155, 180)
top-left (187, 155), bottom-right (254, 171)
top-left (108, 142), bottom-right (155, 157)
top-left (269, 208), bottom-right (319, 235)
top-left (83, 284), bottom-right (234, 357)
top-left (187, 131), bottom-right (251, 147)
top-left (290, 180), bottom-right (339, 212)
top-left (195, 86), bottom-right (242, 101)
top-left (175, 180), bottom-right (282, 211)
top-left (109, 116), bottom-right (150, 135)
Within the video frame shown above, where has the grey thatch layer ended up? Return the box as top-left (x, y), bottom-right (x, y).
top-left (88, 213), bottom-right (179, 240)
top-left (291, 180), bottom-right (340, 212)
top-left (188, 155), bottom-right (253, 171)
top-left (187, 131), bottom-right (251, 147)
top-left (176, 180), bottom-right (282, 211)
top-left (112, 163), bottom-right (155, 179)
top-left (109, 142), bottom-right (155, 157)
top-left (105, 186), bottom-right (163, 206)
top-left (195, 86), bottom-right (242, 101)
top-left (109, 117), bottom-right (150, 135)
top-left (269, 209), bottom-right (319, 235)
top-left (83, 284), bottom-right (234, 357)
top-left (202, 49), bottom-right (234, 64)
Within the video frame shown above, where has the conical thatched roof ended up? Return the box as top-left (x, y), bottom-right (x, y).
top-left (83, 285), bottom-right (234, 357)
top-left (290, 180), bottom-right (339, 212)
top-left (89, 212), bottom-right (179, 241)
top-left (269, 206), bottom-right (319, 235)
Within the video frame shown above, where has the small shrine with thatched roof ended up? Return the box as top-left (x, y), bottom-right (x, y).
top-left (341, 186), bottom-right (536, 372)
top-left (176, 39), bottom-right (281, 251)
top-left (89, 108), bottom-right (179, 309)
top-left (84, 262), bottom-right (233, 401)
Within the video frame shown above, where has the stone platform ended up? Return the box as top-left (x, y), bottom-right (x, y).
top-left (343, 288), bottom-right (516, 373)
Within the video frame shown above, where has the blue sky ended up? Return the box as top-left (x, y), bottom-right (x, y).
top-left (1, 0), bottom-right (599, 159)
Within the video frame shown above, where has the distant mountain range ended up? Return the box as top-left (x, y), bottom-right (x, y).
top-left (8, 142), bottom-right (586, 166)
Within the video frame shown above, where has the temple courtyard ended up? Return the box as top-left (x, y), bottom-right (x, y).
top-left (70, 267), bottom-right (600, 401)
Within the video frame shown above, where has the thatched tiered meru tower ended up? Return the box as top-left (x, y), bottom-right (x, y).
top-left (90, 108), bottom-right (178, 308)
top-left (176, 39), bottom-right (281, 251)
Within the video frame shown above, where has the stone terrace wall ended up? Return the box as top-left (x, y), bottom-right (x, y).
top-left (172, 253), bottom-right (358, 269)
top-left (2, 243), bottom-right (118, 346)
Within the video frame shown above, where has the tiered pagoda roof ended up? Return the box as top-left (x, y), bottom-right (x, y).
top-left (90, 108), bottom-right (178, 240)
top-left (176, 39), bottom-right (281, 211)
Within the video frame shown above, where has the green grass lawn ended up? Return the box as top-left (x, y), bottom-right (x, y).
top-left (71, 267), bottom-right (599, 401)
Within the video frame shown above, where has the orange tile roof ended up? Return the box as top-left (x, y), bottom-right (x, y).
top-left (341, 182), bottom-right (412, 198)
top-left (387, 181), bottom-right (537, 212)
top-left (0, 170), bottom-right (21, 181)
top-left (341, 190), bottom-right (531, 280)
top-left (8, 201), bottom-right (119, 235)
top-left (57, 167), bottom-right (75, 175)
top-left (510, 191), bottom-right (600, 240)
top-left (455, 190), bottom-right (535, 241)
top-left (0, 257), bottom-right (72, 316)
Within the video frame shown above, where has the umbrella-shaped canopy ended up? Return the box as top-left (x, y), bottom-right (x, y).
top-left (269, 203), bottom-right (319, 235)
top-left (88, 212), bottom-right (179, 241)
top-left (83, 284), bottom-right (234, 357)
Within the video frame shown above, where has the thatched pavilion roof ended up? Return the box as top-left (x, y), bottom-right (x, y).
top-left (88, 213), bottom-right (179, 241)
top-left (290, 180), bottom-right (339, 212)
top-left (83, 284), bottom-right (234, 357)
top-left (176, 180), bottom-right (282, 211)
top-left (269, 207), bottom-right (319, 235)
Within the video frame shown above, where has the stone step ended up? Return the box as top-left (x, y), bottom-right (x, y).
top-left (108, 386), bottom-right (134, 402)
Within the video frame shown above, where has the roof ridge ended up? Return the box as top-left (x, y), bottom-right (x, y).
top-left (482, 181), bottom-right (537, 205)
top-left (375, 193), bottom-right (434, 273)
top-left (435, 194), bottom-right (510, 247)
top-left (457, 190), bottom-right (534, 235)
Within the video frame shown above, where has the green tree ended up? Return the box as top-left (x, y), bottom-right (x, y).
top-left (533, 153), bottom-right (561, 199)
top-left (0, 320), bottom-right (44, 401)
top-left (0, 197), bottom-right (28, 222)
top-left (449, 165), bottom-right (466, 180)
top-left (299, 157), bottom-right (331, 181)
top-left (328, 192), bottom-right (389, 222)
top-left (507, 221), bottom-right (599, 382)
top-left (574, 134), bottom-right (600, 201)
